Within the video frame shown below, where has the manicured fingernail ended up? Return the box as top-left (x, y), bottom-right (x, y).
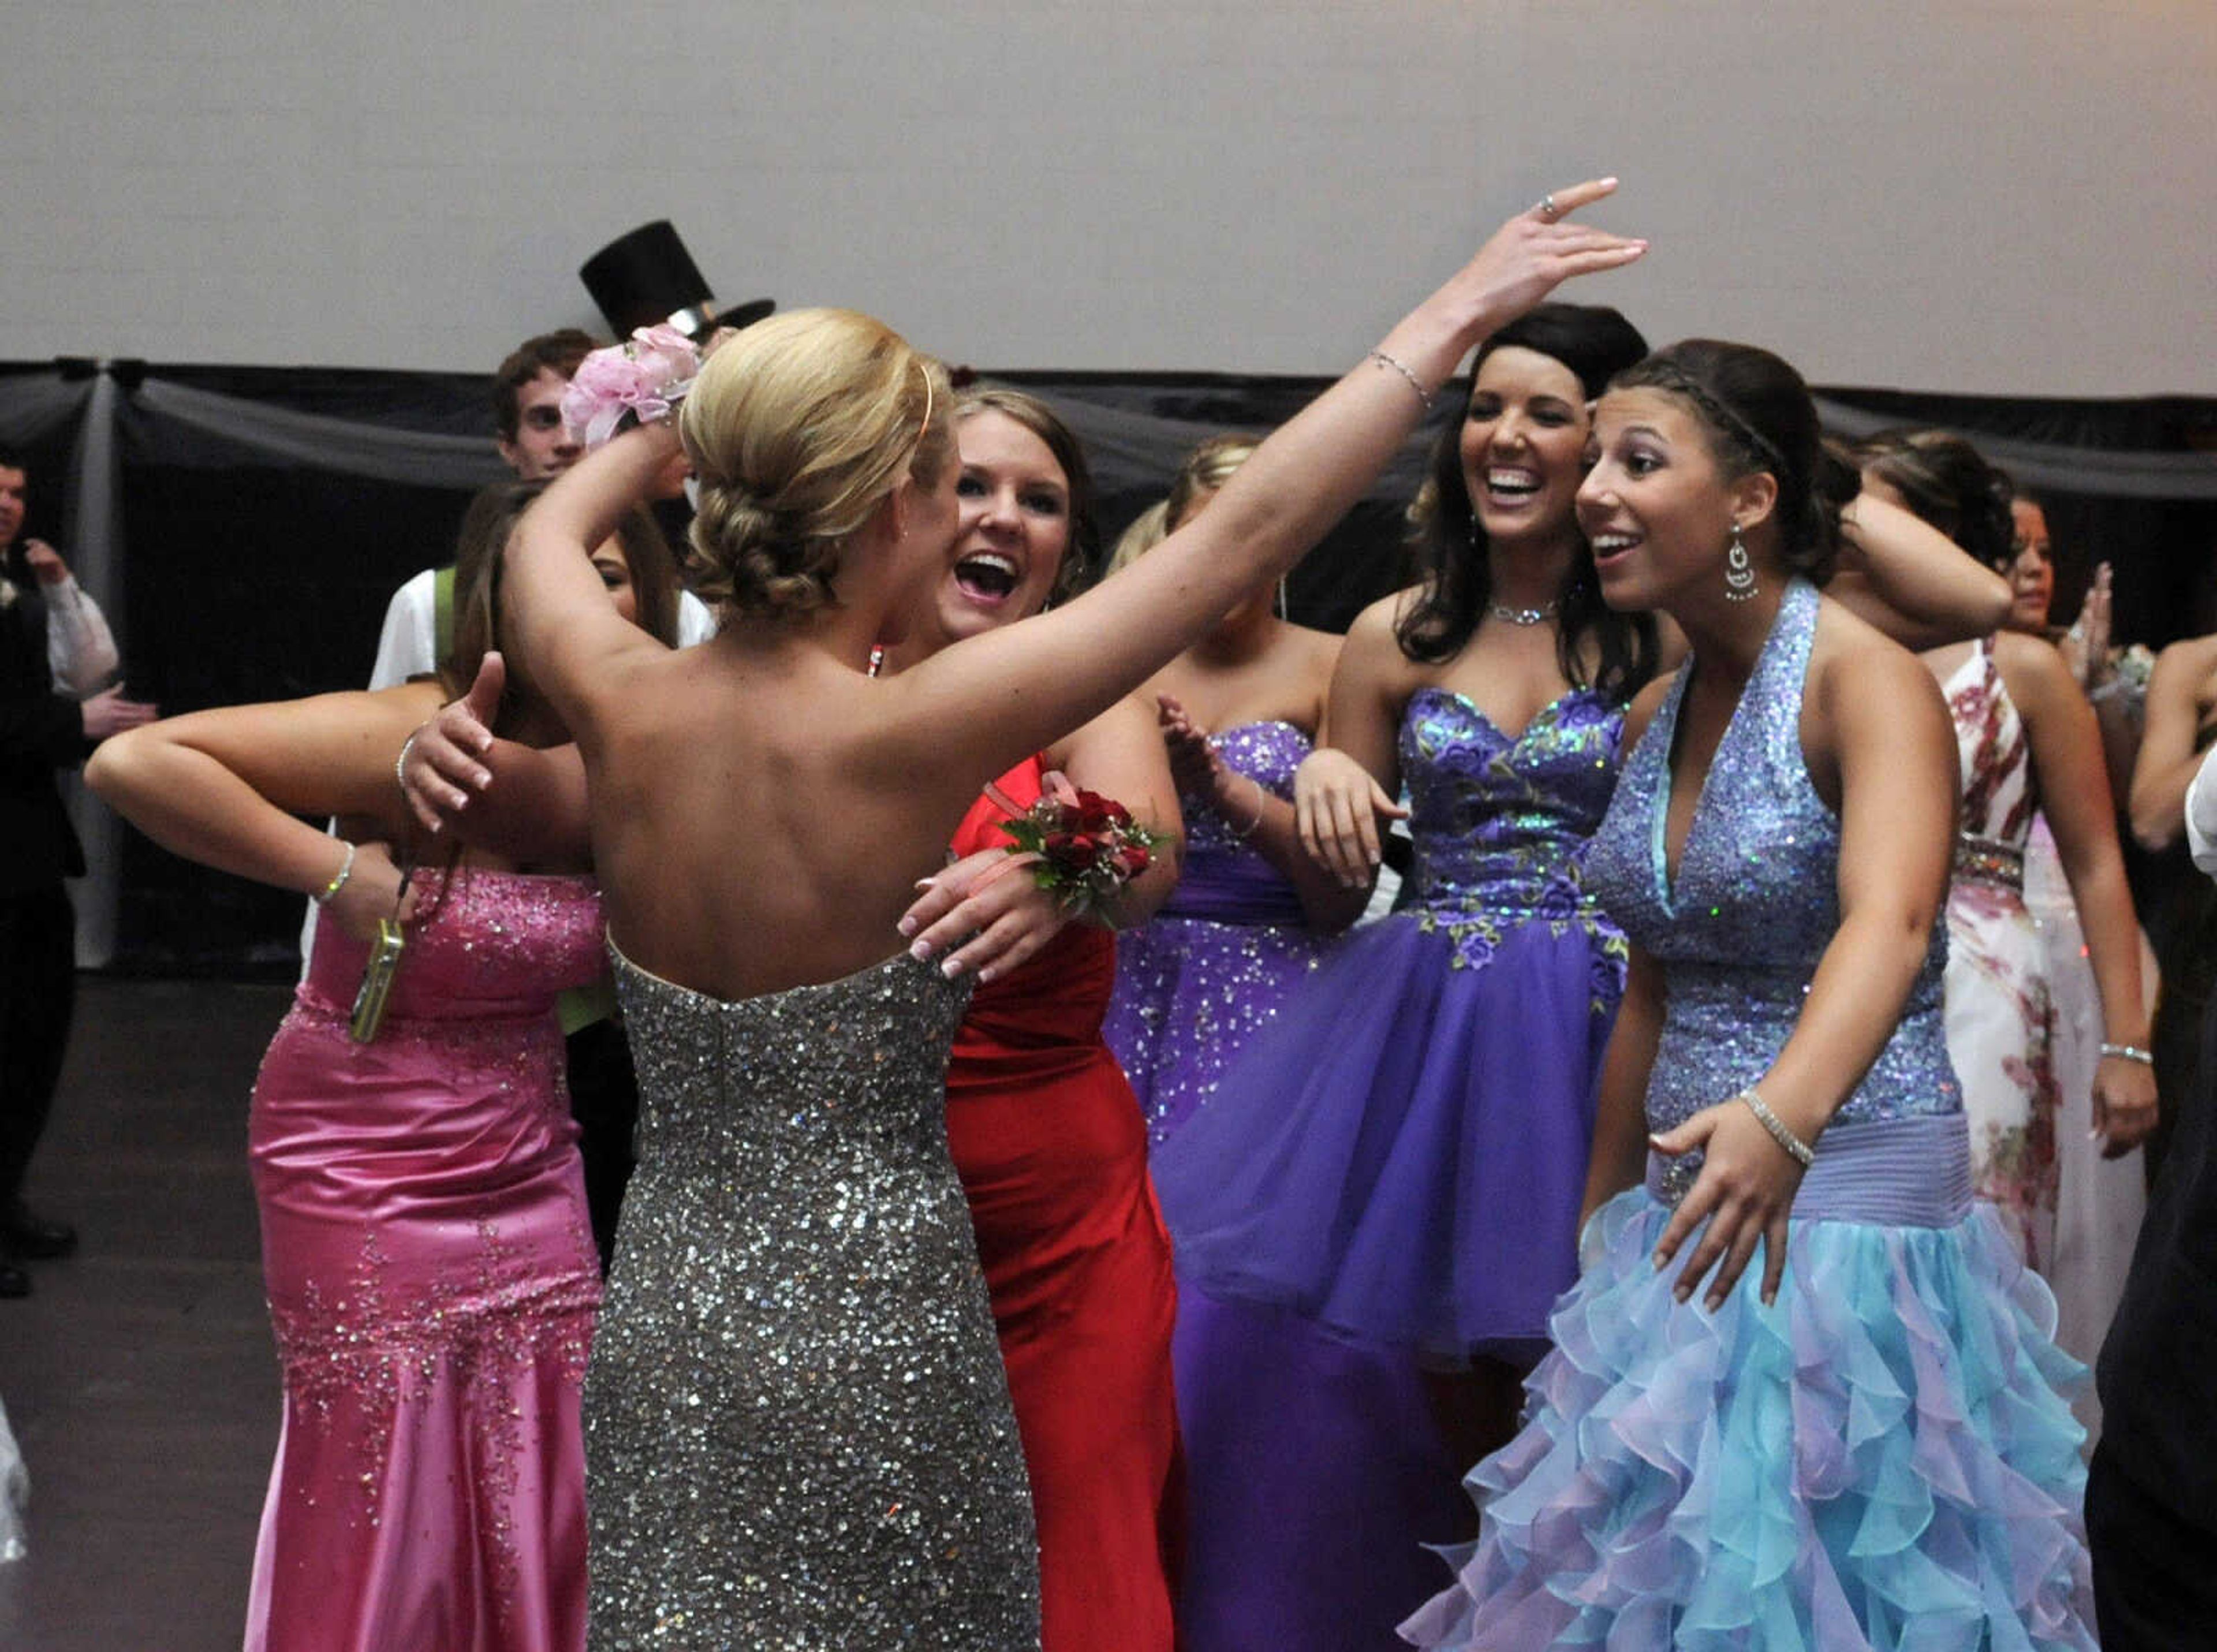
top-left (976, 967), bottom-right (996, 985)
top-left (908, 939), bottom-right (932, 961)
top-left (940, 956), bottom-right (964, 978)
top-left (895, 917), bottom-right (917, 939)
top-left (472, 770), bottom-right (491, 789)
top-left (914, 878), bottom-right (937, 891)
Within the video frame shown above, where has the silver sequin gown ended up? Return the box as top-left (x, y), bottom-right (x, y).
top-left (585, 946), bottom-right (1040, 1649)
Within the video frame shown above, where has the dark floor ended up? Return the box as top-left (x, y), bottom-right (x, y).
top-left (0, 976), bottom-right (289, 1652)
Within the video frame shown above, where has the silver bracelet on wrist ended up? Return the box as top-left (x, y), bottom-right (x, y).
top-left (395, 729), bottom-right (423, 796)
top-left (1737, 1085), bottom-right (1815, 1168)
top-left (1226, 775), bottom-right (1266, 842)
top-left (2099, 1042), bottom-right (2155, 1066)
top-left (313, 840), bottom-right (357, 906)
top-left (1367, 349), bottom-right (1434, 412)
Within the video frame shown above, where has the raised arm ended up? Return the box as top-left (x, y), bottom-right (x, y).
top-left (86, 686), bottom-right (436, 935)
top-left (883, 185), bottom-right (1645, 790)
top-left (25, 542), bottom-right (120, 694)
top-left (1826, 493), bottom-right (2014, 651)
top-left (501, 432), bottom-right (678, 745)
top-left (1159, 690), bottom-right (1369, 933)
top-left (1650, 634), bottom-right (1956, 1308)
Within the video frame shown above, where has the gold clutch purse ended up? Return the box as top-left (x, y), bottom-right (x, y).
top-left (347, 862), bottom-right (415, 1044)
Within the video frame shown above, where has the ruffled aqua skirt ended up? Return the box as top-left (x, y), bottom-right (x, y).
top-left (1400, 1189), bottom-right (2096, 1650)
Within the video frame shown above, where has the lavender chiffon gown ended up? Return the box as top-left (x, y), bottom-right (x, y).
top-left (1154, 688), bottom-right (1628, 1363)
top-left (1134, 701), bottom-right (1625, 1648)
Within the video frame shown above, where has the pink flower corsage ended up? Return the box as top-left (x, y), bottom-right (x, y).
top-left (561, 324), bottom-right (703, 449)
top-left (988, 770), bottom-right (1162, 916)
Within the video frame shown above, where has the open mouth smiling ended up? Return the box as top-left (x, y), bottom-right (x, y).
top-left (953, 550), bottom-right (1024, 603)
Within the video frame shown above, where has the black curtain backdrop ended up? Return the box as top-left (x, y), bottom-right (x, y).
top-left (3, 359), bottom-right (2209, 974)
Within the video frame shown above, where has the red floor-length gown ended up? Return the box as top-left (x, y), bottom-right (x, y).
top-left (945, 758), bottom-right (1182, 1652)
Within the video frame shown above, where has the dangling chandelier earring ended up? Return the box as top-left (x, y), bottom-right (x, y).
top-left (1723, 522), bottom-right (1759, 603)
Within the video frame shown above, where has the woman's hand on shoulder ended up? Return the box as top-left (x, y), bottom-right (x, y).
top-left (399, 654), bottom-right (502, 833)
top-left (898, 849), bottom-right (1068, 985)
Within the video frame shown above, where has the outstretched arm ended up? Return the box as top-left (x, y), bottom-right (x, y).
top-left (882, 183), bottom-right (1647, 793)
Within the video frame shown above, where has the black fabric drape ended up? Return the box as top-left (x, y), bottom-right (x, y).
top-left (0, 359), bottom-right (2208, 973)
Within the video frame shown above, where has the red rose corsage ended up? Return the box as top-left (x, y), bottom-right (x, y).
top-left (987, 770), bottom-right (1161, 915)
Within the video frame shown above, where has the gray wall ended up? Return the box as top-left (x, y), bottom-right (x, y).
top-left (3, 1), bottom-right (2211, 393)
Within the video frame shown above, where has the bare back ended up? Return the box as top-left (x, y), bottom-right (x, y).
top-left (581, 634), bottom-right (1032, 1000)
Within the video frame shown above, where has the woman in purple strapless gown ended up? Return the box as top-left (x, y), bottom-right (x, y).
top-left (1103, 435), bottom-right (1475, 1652)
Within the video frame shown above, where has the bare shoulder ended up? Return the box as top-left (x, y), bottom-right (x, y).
top-left (1343, 590), bottom-right (1412, 648)
top-left (1809, 597), bottom-right (1949, 740)
top-left (2150, 632), bottom-right (2217, 695)
top-left (1990, 628), bottom-right (2077, 710)
top-left (1285, 620), bottom-right (1345, 672)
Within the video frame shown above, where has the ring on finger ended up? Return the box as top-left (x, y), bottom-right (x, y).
top-left (1535, 192), bottom-right (1559, 221)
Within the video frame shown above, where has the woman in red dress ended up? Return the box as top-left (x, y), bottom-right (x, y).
top-left (895, 389), bottom-right (1185, 1651)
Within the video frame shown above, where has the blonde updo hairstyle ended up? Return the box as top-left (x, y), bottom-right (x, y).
top-left (681, 308), bottom-right (954, 624)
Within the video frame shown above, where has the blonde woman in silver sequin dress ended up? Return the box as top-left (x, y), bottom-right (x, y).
top-left (490, 188), bottom-right (1647, 1650)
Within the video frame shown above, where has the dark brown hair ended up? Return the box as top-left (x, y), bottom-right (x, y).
top-left (1397, 302), bottom-right (1658, 699)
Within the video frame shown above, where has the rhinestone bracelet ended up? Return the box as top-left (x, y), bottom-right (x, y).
top-left (1368, 349), bottom-right (1434, 412)
top-left (2099, 1042), bottom-right (2155, 1066)
top-left (313, 840), bottom-right (358, 906)
top-left (1737, 1086), bottom-right (1815, 1168)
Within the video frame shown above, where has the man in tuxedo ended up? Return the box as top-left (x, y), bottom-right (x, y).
top-left (0, 450), bottom-right (154, 1296)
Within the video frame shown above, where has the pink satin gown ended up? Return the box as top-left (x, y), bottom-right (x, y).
top-left (245, 868), bottom-right (606, 1652)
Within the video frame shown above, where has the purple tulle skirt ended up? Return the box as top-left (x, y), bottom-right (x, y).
top-left (1152, 911), bottom-right (1615, 1365)
top-left (1401, 1189), bottom-right (2096, 1650)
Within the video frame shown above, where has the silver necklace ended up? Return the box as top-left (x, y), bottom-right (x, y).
top-left (1487, 596), bottom-right (1560, 627)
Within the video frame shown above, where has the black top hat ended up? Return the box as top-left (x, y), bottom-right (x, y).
top-left (579, 221), bottom-right (774, 343)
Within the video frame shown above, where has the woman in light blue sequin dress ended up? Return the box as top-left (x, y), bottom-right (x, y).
top-left (1403, 341), bottom-right (2095, 1650)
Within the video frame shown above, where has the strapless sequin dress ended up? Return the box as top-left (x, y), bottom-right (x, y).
top-left (1106, 720), bottom-right (1335, 1144)
top-left (1403, 581), bottom-right (2095, 1650)
top-left (1154, 685), bottom-right (1627, 1366)
top-left (584, 946), bottom-right (1039, 1650)
top-left (247, 869), bottom-right (607, 1652)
